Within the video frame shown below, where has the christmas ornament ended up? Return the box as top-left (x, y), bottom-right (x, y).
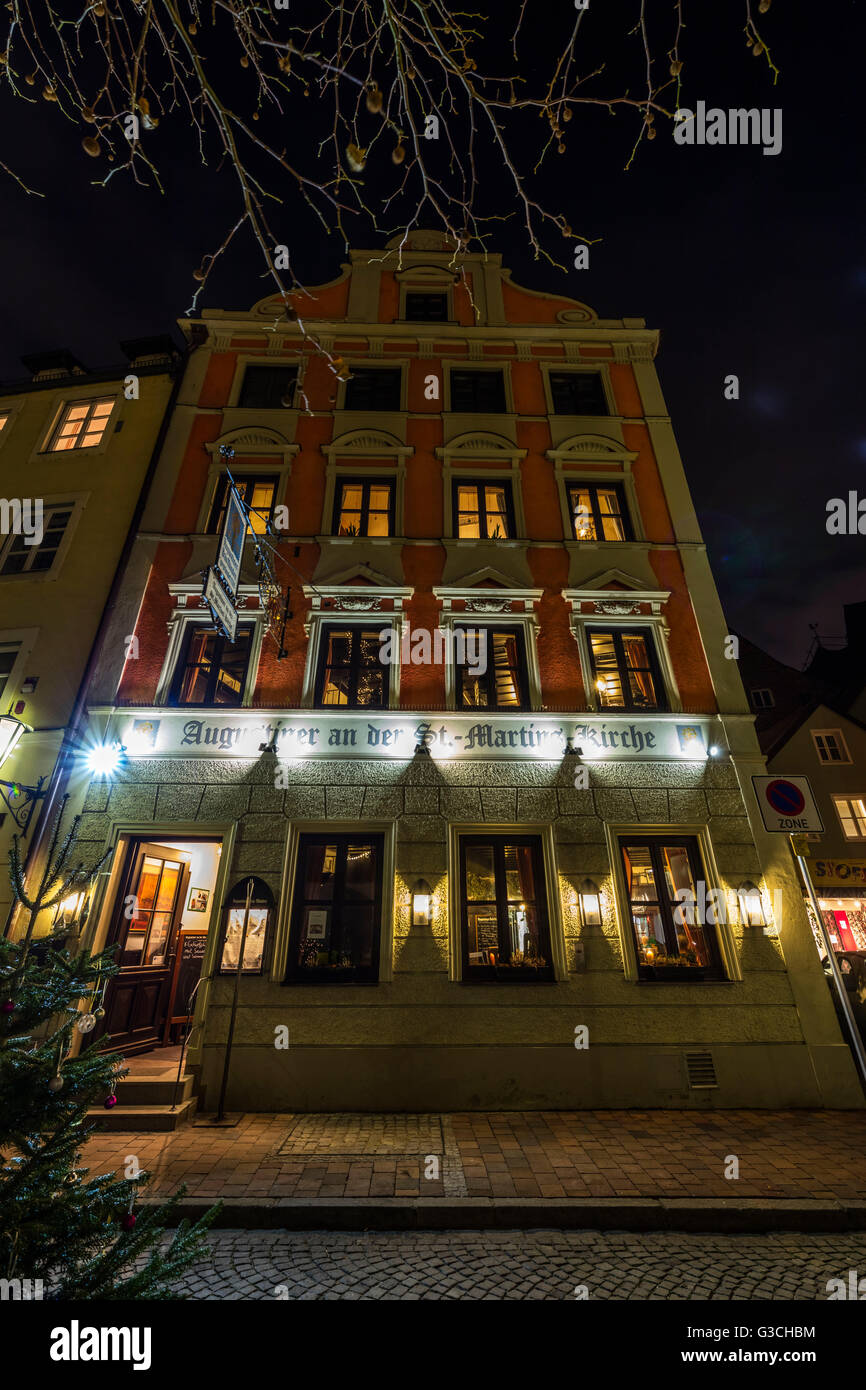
top-left (1, 999), bottom-right (14, 1014)
top-left (104, 1093), bottom-right (117, 1109)
top-left (94, 1007), bottom-right (105, 1020)
top-left (48, 1074), bottom-right (64, 1092)
top-left (77, 1013), bottom-right (96, 1034)
top-left (121, 1212), bottom-right (136, 1231)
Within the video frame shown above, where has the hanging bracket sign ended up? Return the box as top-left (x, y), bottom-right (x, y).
top-left (203, 567), bottom-right (238, 644)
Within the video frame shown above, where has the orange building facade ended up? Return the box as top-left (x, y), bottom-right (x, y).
top-left (76, 231), bottom-right (861, 1110)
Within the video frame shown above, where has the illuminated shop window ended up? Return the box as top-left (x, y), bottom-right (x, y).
top-left (619, 837), bottom-right (725, 980)
top-left (833, 796), bottom-right (866, 840)
top-left (334, 479), bottom-right (394, 537)
top-left (315, 626), bottom-right (387, 708)
top-left (286, 834), bottom-right (383, 983)
top-left (459, 835), bottom-right (553, 980)
top-left (567, 483), bottom-right (630, 541)
top-left (169, 625), bottom-right (253, 707)
top-left (587, 628), bottom-right (665, 711)
top-left (453, 480), bottom-right (513, 539)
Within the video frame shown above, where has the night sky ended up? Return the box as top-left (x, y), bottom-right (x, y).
top-left (1, 1), bottom-right (862, 667)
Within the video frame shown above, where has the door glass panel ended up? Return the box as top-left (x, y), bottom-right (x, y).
top-left (155, 862), bottom-right (181, 911)
top-left (136, 858), bottom-right (161, 912)
top-left (465, 845), bottom-right (495, 900)
top-left (145, 913), bottom-right (172, 966)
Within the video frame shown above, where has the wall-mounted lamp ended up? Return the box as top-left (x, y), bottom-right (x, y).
top-left (0, 714), bottom-right (47, 833)
top-left (563, 739), bottom-right (583, 758)
top-left (86, 742), bottom-right (127, 778)
top-left (412, 878), bottom-right (432, 927)
top-left (53, 890), bottom-right (87, 931)
top-left (579, 877), bottom-right (602, 927)
top-left (737, 880), bottom-right (767, 928)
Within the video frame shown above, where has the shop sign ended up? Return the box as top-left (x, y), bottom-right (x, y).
top-left (110, 711), bottom-right (715, 762)
top-left (812, 859), bottom-right (866, 889)
top-left (203, 567), bottom-right (238, 644)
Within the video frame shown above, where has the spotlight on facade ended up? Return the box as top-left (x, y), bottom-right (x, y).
top-left (579, 877), bottom-right (602, 926)
top-left (86, 743), bottom-right (126, 778)
top-left (707, 744), bottom-right (721, 757)
top-left (0, 714), bottom-right (30, 769)
top-left (412, 878), bottom-right (432, 927)
top-left (737, 881), bottom-right (767, 928)
top-left (563, 739), bottom-right (584, 757)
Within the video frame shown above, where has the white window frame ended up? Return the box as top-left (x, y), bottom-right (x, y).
top-left (40, 395), bottom-right (119, 455)
top-left (832, 795), bottom-right (866, 841)
top-left (750, 687), bottom-right (775, 710)
top-left (301, 584), bottom-right (413, 710)
top-left (155, 585), bottom-right (266, 707)
top-left (321, 431), bottom-right (412, 541)
top-left (565, 586), bottom-right (679, 713)
top-left (811, 728), bottom-right (852, 765)
top-left (432, 586), bottom-right (543, 712)
top-left (0, 628), bottom-right (38, 707)
top-left (447, 822), bottom-right (568, 983)
top-left (436, 433), bottom-right (527, 540)
top-left (0, 495), bottom-right (86, 583)
top-left (275, 818), bottom-right (398, 984)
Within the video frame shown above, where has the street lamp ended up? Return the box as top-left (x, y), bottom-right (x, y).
top-left (737, 880), bottom-right (767, 928)
top-left (0, 714), bottom-right (29, 767)
top-left (0, 714), bottom-right (47, 834)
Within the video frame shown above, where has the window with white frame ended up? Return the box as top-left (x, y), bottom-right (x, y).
top-left (44, 398), bottom-right (114, 451)
top-left (750, 688), bottom-right (775, 710)
top-left (0, 504), bottom-right (73, 576)
top-left (833, 796), bottom-right (866, 840)
top-left (812, 729), bottom-right (851, 765)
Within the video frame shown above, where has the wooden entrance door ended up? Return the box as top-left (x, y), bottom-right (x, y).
top-left (97, 842), bottom-right (191, 1055)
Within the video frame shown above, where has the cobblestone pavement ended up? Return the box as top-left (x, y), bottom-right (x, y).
top-left (177, 1230), bottom-right (866, 1300)
top-left (82, 1109), bottom-right (866, 1202)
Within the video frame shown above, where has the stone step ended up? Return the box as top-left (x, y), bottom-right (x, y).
top-left (113, 1073), bottom-right (196, 1107)
top-left (86, 1097), bottom-right (198, 1132)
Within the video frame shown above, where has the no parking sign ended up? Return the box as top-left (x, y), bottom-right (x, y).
top-left (752, 775), bottom-right (824, 833)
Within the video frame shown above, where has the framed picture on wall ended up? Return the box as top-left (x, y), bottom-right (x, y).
top-left (187, 887), bottom-right (210, 914)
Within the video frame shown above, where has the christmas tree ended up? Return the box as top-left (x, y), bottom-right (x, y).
top-left (0, 801), bottom-right (218, 1299)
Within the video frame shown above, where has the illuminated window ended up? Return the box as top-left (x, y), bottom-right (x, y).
top-left (812, 729), bottom-right (851, 764)
top-left (315, 626), bottom-right (386, 708)
top-left (45, 398), bottom-right (114, 451)
top-left (286, 834), bottom-right (383, 982)
top-left (568, 483), bottom-right (630, 541)
top-left (449, 370), bottom-right (507, 413)
top-left (459, 835), bottom-right (553, 979)
top-left (833, 796), bottom-right (866, 840)
top-left (208, 475), bottom-right (277, 536)
top-left (237, 365), bottom-right (297, 409)
top-left (454, 626), bottom-right (527, 711)
top-left (453, 480), bottom-right (513, 539)
top-left (169, 626), bottom-right (253, 706)
top-left (587, 628), bottom-right (665, 711)
top-left (549, 372), bottom-right (608, 415)
top-left (0, 414), bottom-right (9, 436)
top-left (334, 479), bottom-right (394, 537)
top-left (0, 504), bottom-right (72, 576)
top-left (619, 836), bottom-right (725, 980)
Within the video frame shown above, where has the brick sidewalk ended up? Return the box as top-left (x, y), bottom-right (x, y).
top-left (80, 1109), bottom-right (866, 1204)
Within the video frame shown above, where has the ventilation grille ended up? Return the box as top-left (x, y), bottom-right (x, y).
top-left (685, 1051), bottom-right (718, 1089)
